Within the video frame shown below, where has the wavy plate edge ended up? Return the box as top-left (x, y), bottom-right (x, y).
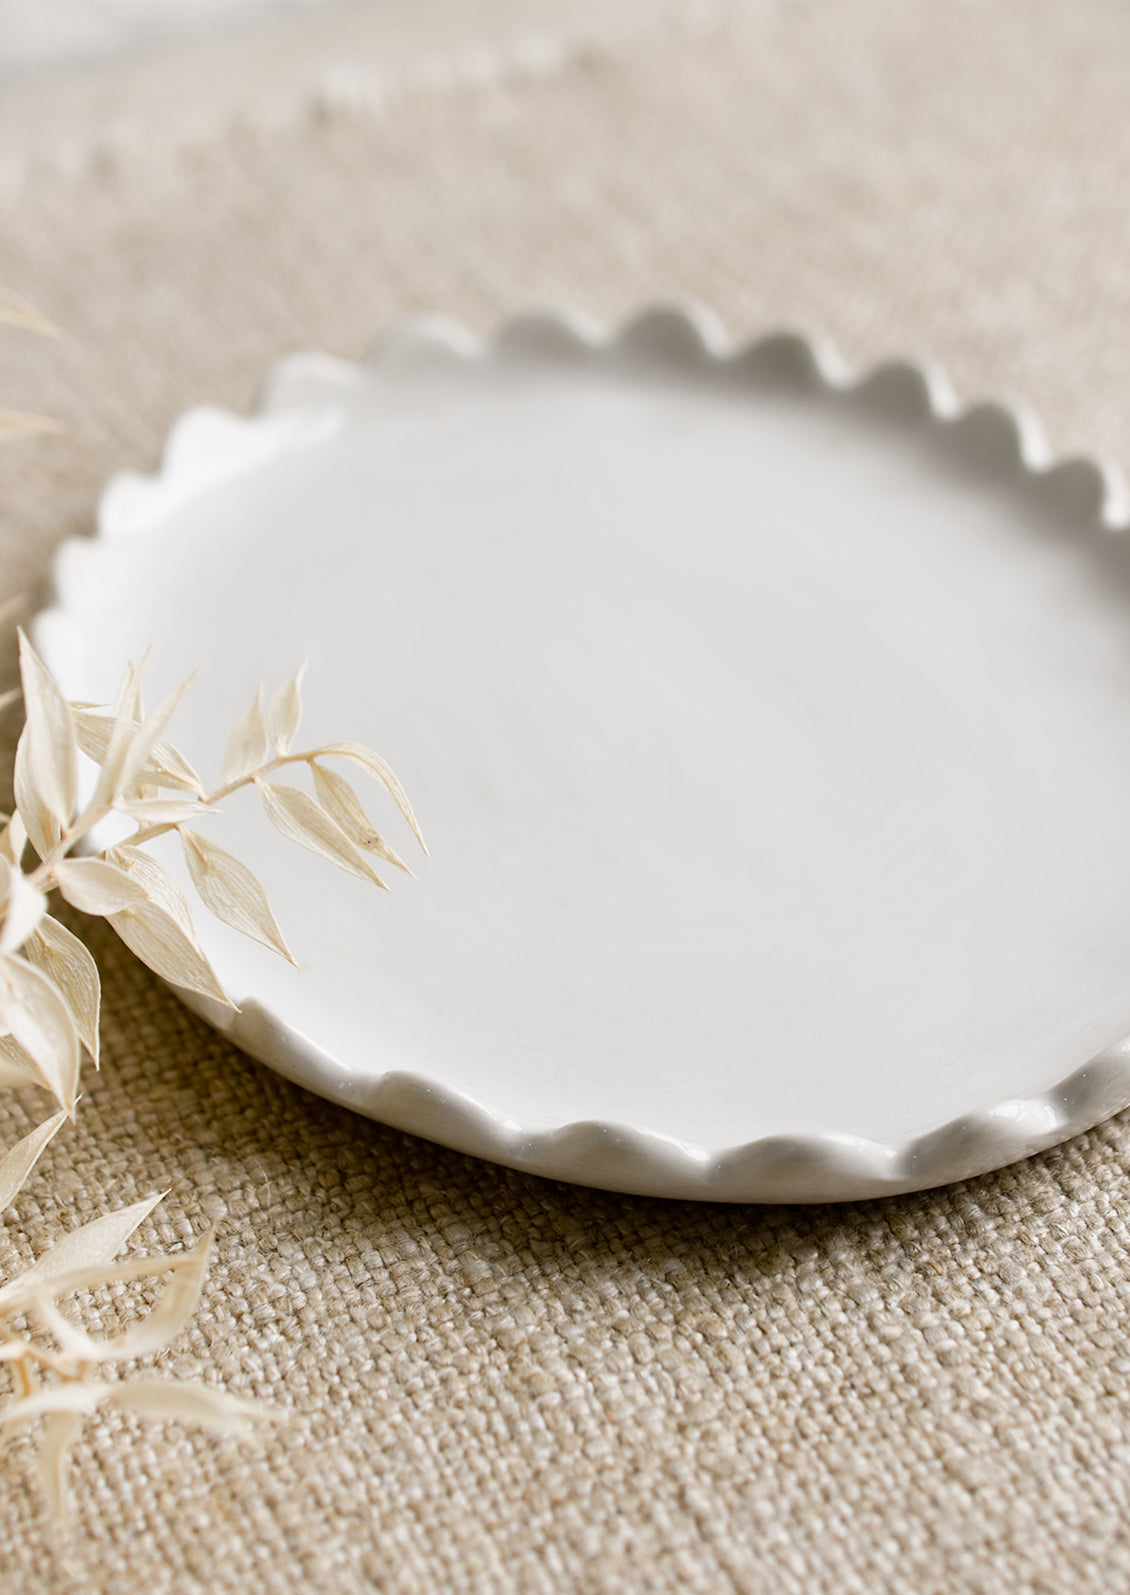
top-left (31, 304), bottom-right (1130, 1202)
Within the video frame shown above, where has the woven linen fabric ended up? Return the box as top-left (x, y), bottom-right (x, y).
top-left (3, 4), bottom-right (1130, 1590)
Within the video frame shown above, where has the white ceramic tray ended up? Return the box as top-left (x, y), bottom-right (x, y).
top-left (34, 309), bottom-right (1130, 1201)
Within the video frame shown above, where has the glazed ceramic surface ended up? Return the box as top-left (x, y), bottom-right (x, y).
top-left (34, 310), bottom-right (1130, 1200)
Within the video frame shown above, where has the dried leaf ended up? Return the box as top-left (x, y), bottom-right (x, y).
top-left (77, 661), bottom-right (143, 812)
top-left (316, 741), bottom-right (425, 851)
top-left (0, 953), bottom-right (80, 1112)
top-left (107, 906), bottom-right (232, 1007)
top-left (222, 688), bottom-right (269, 784)
top-left (311, 764), bottom-right (412, 875)
top-left (16, 630), bottom-right (77, 840)
top-left (180, 828), bottom-right (293, 962)
top-left (0, 1034), bottom-right (43, 1091)
top-left (0, 1111), bottom-right (66, 1213)
top-left (76, 701), bottom-right (133, 810)
top-left (142, 738), bottom-right (204, 797)
top-left (0, 1384), bottom-right (112, 1431)
top-left (256, 780), bottom-right (385, 886)
top-left (0, 869), bottom-right (47, 953)
top-left (113, 657), bottom-right (145, 722)
top-left (116, 798), bottom-right (214, 825)
top-left (73, 709), bottom-right (203, 797)
top-left (26, 917), bottom-right (101, 1065)
top-left (30, 1229), bottom-right (212, 1363)
top-left (54, 858), bottom-right (148, 916)
top-left (117, 673), bottom-right (196, 798)
top-left (10, 1242), bottom-right (204, 1309)
top-left (110, 1379), bottom-right (275, 1435)
top-left (266, 662), bottom-right (307, 755)
top-left (13, 739), bottom-right (59, 862)
top-left (39, 1409), bottom-right (81, 1520)
top-left (87, 709), bottom-right (141, 813)
top-left (123, 780), bottom-right (158, 805)
top-left (108, 848), bottom-right (233, 1008)
top-left (109, 846), bottom-right (197, 941)
top-left (1, 811), bottom-right (28, 866)
top-left (0, 1192), bottom-right (164, 1310)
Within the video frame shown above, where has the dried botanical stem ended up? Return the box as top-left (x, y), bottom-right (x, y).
top-left (128, 750), bottom-right (314, 848)
top-left (0, 634), bottom-right (421, 1518)
top-left (1, 1333), bottom-right (72, 1379)
top-left (20, 752), bottom-right (306, 886)
top-left (23, 809), bottom-right (113, 893)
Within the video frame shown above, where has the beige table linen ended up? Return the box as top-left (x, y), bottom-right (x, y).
top-left (3, 5), bottom-right (1130, 1590)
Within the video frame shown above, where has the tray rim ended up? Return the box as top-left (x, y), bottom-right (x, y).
top-left (32, 304), bottom-right (1130, 1202)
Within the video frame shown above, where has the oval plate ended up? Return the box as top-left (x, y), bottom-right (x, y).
top-left (34, 308), bottom-right (1130, 1201)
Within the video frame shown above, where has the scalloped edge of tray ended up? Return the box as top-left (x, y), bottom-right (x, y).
top-left (33, 305), bottom-right (1130, 1201)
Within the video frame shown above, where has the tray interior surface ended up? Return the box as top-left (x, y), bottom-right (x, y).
top-left (43, 336), bottom-right (1130, 1191)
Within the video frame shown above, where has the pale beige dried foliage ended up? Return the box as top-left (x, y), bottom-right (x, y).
top-left (1, 291), bottom-right (423, 1522)
top-left (0, 633), bottom-right (423, 1517)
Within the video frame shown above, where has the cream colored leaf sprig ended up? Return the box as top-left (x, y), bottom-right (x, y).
top-left (0, 632), bottom-right (423, 1515)
top-left (1, 631), bottom-right (424, 1105)
top-left (0, 1146), bottom-right (279, 1518)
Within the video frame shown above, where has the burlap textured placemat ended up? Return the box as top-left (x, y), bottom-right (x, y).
top-left (3, 4), bottom-right (1130, 1590)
